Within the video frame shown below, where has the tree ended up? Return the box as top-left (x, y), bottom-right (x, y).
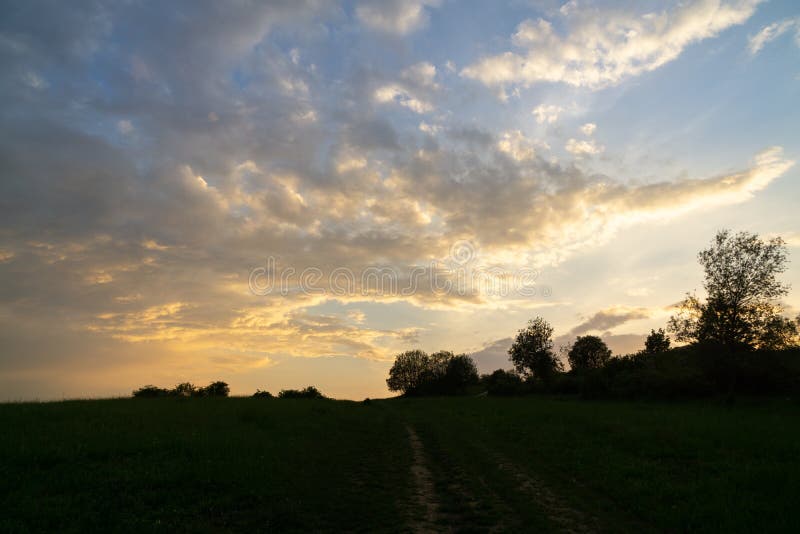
top-left (643, 328), bottom-right (671, 354)
top-left (508, 317), bottom-right (563, 381)
top-left (444, 354), bottom-right (479, 390)
top-left (386, 350), bottom-right (479, 395)
top-left (481, 369), bottom-right (524, 396)
top-left (386, 350), bottom-right (430, 394)
top-left (171, 382), bottom-right (196, 397)
top-left (567, 335), bottom-right (611, 371)
top-left (198, 381), bottom-right (230, 397)
top-left (668, 230), bottom-right (793, 351)
top-left (278, 386), bottom-right (325, 399)
top-left (132, 385), bottom-right (169, 398)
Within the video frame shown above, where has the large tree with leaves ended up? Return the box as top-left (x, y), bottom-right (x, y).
top-left (567, 335), bottom-right (612, 371)
top-left (508, 317), bottom-right (563, 381)
top-left (668, 230), bottom-right (797, 351)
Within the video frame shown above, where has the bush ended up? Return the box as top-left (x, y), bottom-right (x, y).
top-left (581, 346), bottom-right (800, 400)
top-left (197, 381), bottom-right (230, 397)
top-left (132, 385), bottom-right (169, 398)
top-left (132, 381), bottom-right (230, 398)
top-left (481, 369), bottom-right (526, 396)
top-left (278, 386), bottom-right (325, 399)
top-left (171, 382), bottom-right (197, 397)
top-left (252, 389), bottom-right (274, 398)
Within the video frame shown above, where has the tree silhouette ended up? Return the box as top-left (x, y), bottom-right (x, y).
top-left (132, 385), bottom-right (169, 398)
top-left (278, 386), bottom-right (325, 399)
top-left (444, 354), bottom-right (479, 390)
top-left (643, 328), bottom-right (671, 354)
top-left (508, 317), bottom-right (563, 381)
top-left (386, 350), bottom-right (479, 395)
top-left (198, 381), bottom-right (230, 397)
top-left (171, 382), bottom-right (196, 397)
top-left (668, 230), bottom-right (796, 351)
top-left (567, 335), bottom-right (611, 371)
top-left (386, 350), bottom-right (430, 393)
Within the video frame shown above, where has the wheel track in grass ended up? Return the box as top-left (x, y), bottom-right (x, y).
top-left (404, 416), bottom-right (616, 533)
top-left (489, 450), bottom-right (599, 533)
top-left (405, 425), bottom-right (444, 532)
top-left (405, 425), bottom-right (514, 533)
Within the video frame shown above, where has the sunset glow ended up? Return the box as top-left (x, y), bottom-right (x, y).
top-left (1, 0), bottom-right (799, 400)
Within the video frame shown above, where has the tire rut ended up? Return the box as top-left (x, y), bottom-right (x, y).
top-left (406, 425), bottom-right (444, 532)
top-left (490, 452), bottom-right (599, 533)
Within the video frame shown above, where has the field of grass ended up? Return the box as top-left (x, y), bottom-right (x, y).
top-left (2, 396), bottom-right (799, 532)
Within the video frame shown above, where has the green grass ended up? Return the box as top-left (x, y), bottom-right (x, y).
top-left (0, 398), bottom-right (411, 532)
top-left (2, 396), bottom-right (799, 532)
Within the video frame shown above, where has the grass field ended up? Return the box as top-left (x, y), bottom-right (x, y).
top-left (2, 396), bottom-right (799, 532)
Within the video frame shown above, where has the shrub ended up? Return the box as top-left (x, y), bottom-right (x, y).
top-left (132, 385), bottom-right (169, 398)
top-left (197, 381), bottom-right (230, 397)
top-left (252, 389), bottom-right (274, 398)
top-left (278, 386), bottom-right (325, 399)
top-left (171, 382), bottom-right (197, 397)
top-left (132, 381), bottom-right (230, 398)
top-left (481, 369), bottom-right (526, 396)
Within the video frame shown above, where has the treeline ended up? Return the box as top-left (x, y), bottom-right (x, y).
top-left (133, 381), bottom-right (230, 398)
top-left (388, 230), bottom-right (800, 399)
top-left (488, 327), bottom-right (800, 398)
top-left (252, 386), bottom-right (326, 399)
top-left (132, 382), bottom-right (326, 399)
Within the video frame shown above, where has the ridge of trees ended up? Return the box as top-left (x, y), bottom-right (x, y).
top-left (387, 230), bottom-right (800, 399)
top-left (131, 383), bottom-right (328, 399)
top-left (132, 381), bottom-right (230, 398)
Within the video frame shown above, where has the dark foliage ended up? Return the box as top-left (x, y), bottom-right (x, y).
top-left (132, 385), bottom-right (170, 398)
top-left (480, 369), bottom-right (526, 396)
top-left (201, 381), bottom-right (230, 397)
top-left (132, 381), bottom-right (229, 398)
top-left (567, 335), bottom-right (612, 371)
top-left (548, 346), bottom-right (800, 399)
top-left (386, 350), bottom-right (479, 396)
top-left (278, 386), bottom-right (325, 399)
top-left (252, 389), bottom-right (274, 398)
top-left (643, 328), bottom-right (671, 354)
top-left (171, 382), bottom-right (197, 397)
top-left (668, 230), bottom-right (796, 351)
top-left (508, 317), bottom-right (563, 382)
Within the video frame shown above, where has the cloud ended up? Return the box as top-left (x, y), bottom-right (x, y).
top-left (117, 119), bottom-right (134, 134)
top-left (0, 0), bottom-right (793, 400)
top-left (356, 0), bottom-right (440, 35)
top-left (497, 130), bottom-right (547, 161)
top-left (374, 84), bottom-right (433, 113)
top-left (553, 306), bottom-right (652, 354)
top-left (470, 338), bottom-right (514, 374)
top-left (748, 17), bottom-right (799, 55)
top-left (462, 0), bottom-right (761, 90)
top-left (532, 104), bottom-right (563, 124)
top-left (567, 306), bottom-right (651, 336)
top-left (626, 287), bottom-right (653, 297)
top-left (402, 61), bottom-right (438, 88)
top-left (580, 122), bottom-right (596, 136)
top-left (565, 138), bottom-right (603, 155)
top-left (419, 121), bottom-right (441, 134)
top-left (373, 61), bottom-right (438, 113)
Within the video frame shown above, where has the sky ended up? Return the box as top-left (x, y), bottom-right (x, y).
top-left (1, 0), bottom-right (799, 401)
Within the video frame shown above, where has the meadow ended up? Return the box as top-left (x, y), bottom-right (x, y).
top-left (2, 396), bottom-right (799, 532)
